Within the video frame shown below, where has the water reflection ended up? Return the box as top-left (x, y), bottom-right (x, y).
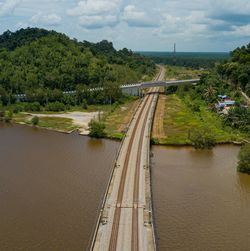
top-left (237, 173), bottom-right (250, 194)
top-left (87, 137), bottom-right (105, 149)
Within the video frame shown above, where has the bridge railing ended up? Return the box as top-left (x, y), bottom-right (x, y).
top-left (14, 79), bottom-right (200, 100)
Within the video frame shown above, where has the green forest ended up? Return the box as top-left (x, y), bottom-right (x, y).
top-left (140, 51), bottom-right (229, 69)
top-left (171, 43), bottom-right (250, 137)
top-left (0, 28), bottom-right (155, 108)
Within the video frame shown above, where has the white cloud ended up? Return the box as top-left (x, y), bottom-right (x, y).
top-left (0, 0), bottom-right (250, 51)
top-left (67, 0), bottom-right (121, 29)
top-left (0, 0), bottom-right (20, 16)
top-left (209, 0), bottom-right (250, 16)
top-left (157, 11), bottom-right (208, 38)
top-left (228, 24), bottom-right (250, 37)
top-left (122, 5), bottom-right (160, 28)
top-left (67, 0), bottom-right (120, 16)
top-left (30, 12), bottom-right (62, 25)
top-left (79, 15), bottom-right (118, 29)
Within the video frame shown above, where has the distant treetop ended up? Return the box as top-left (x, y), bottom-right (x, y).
top-left (0, 28), bottom-right (57, 51)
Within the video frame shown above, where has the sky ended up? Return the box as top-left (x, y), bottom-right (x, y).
top-left (0, 0), bottom-right (250, 52)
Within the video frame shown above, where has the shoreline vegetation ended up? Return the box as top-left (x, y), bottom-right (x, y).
top-left (0, 29), bottom-right (249, 150)
top-left (0, 62), bottom-right (248, 149)
top-left (1, 63), bottom-right (248, 147)
top-left (151, 93), bottom-right (248, 146)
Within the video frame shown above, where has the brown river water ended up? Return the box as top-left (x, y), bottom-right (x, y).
top-left (152, 145), bottom-right (250, 251)
top-left (0, 123), bottom-right (119, 251)
top-left (1, 123), bottom-right (250, 251)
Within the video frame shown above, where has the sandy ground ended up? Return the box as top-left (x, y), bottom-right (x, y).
top-left (27, 111), bottom-right (101, 135)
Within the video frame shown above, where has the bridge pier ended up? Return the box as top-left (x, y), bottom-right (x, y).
top-left (122, 86), bottom-right (141, 96)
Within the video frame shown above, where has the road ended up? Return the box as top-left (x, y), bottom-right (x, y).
top-left (241, 91), bottom-right (250, 105)
top-left (90, 66), bottom-right (165, 251)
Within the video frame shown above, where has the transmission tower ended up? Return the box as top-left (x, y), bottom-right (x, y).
top-left (173, 43), bottom-right (176, 65)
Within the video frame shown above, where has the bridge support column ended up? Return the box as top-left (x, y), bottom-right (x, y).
top-left (122, 86), bottom-right (141, 96)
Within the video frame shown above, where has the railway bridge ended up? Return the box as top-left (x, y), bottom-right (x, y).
top-left (90, 67), bottom-right (166, 251)
top-left (14, 78), bottom-right (199, 102)
top-left (121, 78), bottom-right (200, 96)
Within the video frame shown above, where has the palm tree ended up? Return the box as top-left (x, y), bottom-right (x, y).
top-left (203, 85), bottom-right (216, 103)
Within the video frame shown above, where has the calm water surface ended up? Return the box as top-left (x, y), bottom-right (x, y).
top-left (152, 145), bottom-right (250, 251)
top-left (1, 123), bottom-right (250, 251)
top-left (0, 123), bottom-right (119, 251)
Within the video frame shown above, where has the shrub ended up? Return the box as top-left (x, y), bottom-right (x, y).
top-left (89, 120), bottom-right (106, 138)
top-left (82, 99), bottom-right (88, 109)
top-left (151, 138), bottom-right (160, 145)
top-left (224, 106), bottom-right (250, 133)
top-left (188, 128), bottom-right (216, 149)
top-left (45, 102), bottom-right (65, 112)
top-left (190, 100), bottom-right (201, 112)
top-left (12, 104), bottom-right (24, 113)
top-left (24, 102), bottom-right (41, 112)
top-left (31, 116), bottom-right (39, 126)
top-left (4, 110), bottom-right (13, 122)
top-left (237, 143), bottom-right (250, 174)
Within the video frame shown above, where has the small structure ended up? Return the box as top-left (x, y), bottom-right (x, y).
top-left (215, 94), bottom-right (236, 114)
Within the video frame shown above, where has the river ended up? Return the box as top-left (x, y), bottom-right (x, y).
top-left (152, 145), bottom-right (250, 251)
top-left (1, 124), bottom-right (250, 250)
top-left (0, 123), bottom-right (119, 251)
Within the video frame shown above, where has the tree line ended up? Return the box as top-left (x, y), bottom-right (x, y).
top-left (0, 28), bottom-right (155, 108)
top-left (140, 51), bottom-right (229, 69)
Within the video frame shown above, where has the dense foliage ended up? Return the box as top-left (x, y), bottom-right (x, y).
top-left (237, 143), bottom-right (250, 174)
top-left (31, 116), bottom-right (39, 126)
top-left (89, 120), bottom-right (106, 138)
top-left (0, 28), bottom-right (54, 51)
top-left (140, 51), bottom-right (229, 69)
top-left (224, 106), bottom-right (250, 133)
top-left (0, 28), bottom-right (155, 108)
top-left (187, 43), bottom-right (250, 135)
top-left (217, 43), bottom-right (250, 96)
top-left (188, 128), bottom-right (216, 149)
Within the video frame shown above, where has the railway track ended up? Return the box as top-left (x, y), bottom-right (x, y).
top-left (108, 68), bottom-right (162, 251)
top-left (108, 94), bottom-right (150, 251)
top-left (131, 90), bottom-right (156, 251)
top-left (92, 66), bottom-right (164, 251)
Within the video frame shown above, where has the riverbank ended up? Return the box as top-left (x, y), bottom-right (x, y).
top-left (151, 94), bottom-right (248, 146)
top-left (11, 93), bottom-right (248, 146)
top-left (11, 97), bottom-right (140, 137)
top-left (13, 112), bottom-right (91, 134)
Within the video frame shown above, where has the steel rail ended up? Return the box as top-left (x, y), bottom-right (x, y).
top-left (108, 94), bottom-right (150, 251)
top-left (131, 85), bottom-right (161, 250)
top-left (131, 92), bottom-right (155, 251)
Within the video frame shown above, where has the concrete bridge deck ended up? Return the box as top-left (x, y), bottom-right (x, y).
top-left (90, 67), bottom-right (165, 251)
top-left (14, 77), bottom-right (199, 101)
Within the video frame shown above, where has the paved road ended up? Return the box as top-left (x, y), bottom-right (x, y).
top-left (91, 67), bottom-right (165, 251)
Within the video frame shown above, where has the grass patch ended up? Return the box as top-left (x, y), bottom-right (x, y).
top-left (13, 113), bottom-right (30, 123)
top-left (30, 117), bottom-right (77, 132)
top-left (153, 94), bottom-right (246, 145)
top-left (104, 98), bottom-right (140, 139)
top-left (13, 113), bottom-right (77, 133)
